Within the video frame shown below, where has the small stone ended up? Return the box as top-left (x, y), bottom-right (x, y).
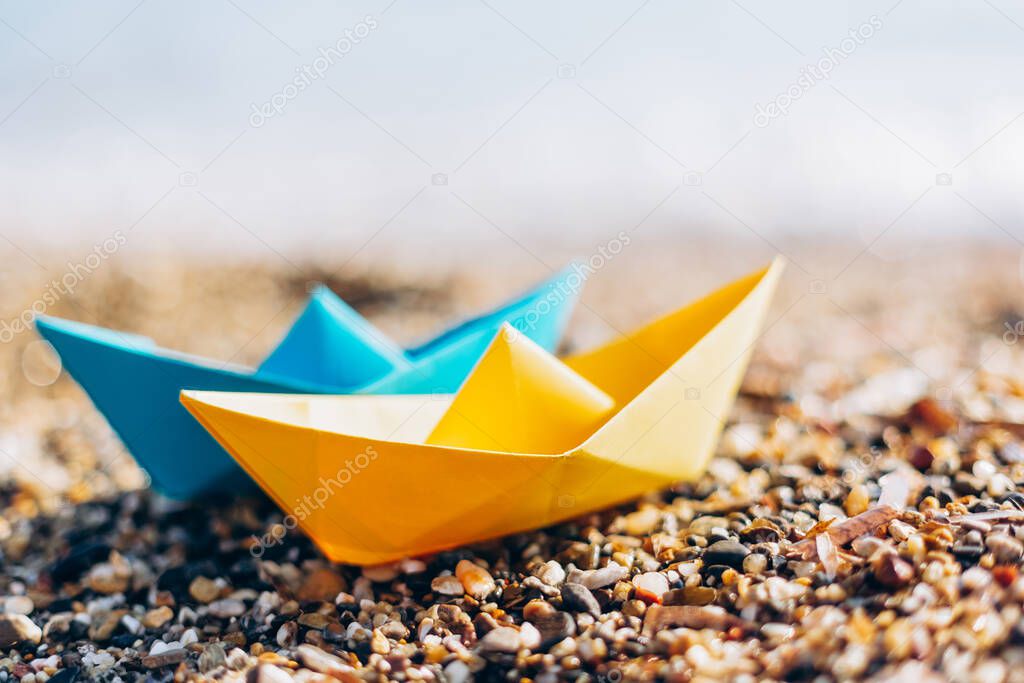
top-left (962, 566), bottom-right (993, 591)
top-left (85, 560), bottom-right (130, 595)
top-left (297, 612), bottom-right (330, 629)
top-left (480, 626), bottom-right (520, 653)
top-left (888, 519), bottom-right (915, 542)
top-left (208, 598), bottom-right (246, 619)
top-left (567, 562), bottom-right (628, 589)
top-left (0, 614), bottom-right (41, 647)
top-left (622, 599), bottom-right (647, 617)
top-left (445, 660), bottom-right (472, 683)
top-left (577, 636), bottom-right (607, 663)
top-left (473, 611), bottom-right (499, 636)
top-left (150, 639), bottom-right (178, 655)
top-left (560, 583), bottom-right (601, 617)
top-left (276, 620), bottom-right (298, 647)
top-left (295, 644), bottom-right (350, 675)
top-left (623, 508), bottom-right (660, 536)
top-left (198, 643), bottom-right (227, 673)
top-left (632, 572), bottom-right (669, 603)
top-left (986, 533), bottom-right (1024, 563)
top-left (381, 620), bottom-right (409, 640)
top-left (121, 613), bottom-right (143, 635)
top-left (247, 664), bottom-right (293, 683)
top-left (523, 599), bottom-right (555, 621)
top-left (189, 576), bottom-right (221, 604)
top-left (142, 648), bottom-right (186, 669)
top-left (455, 560), bottom-right (495, 599)
top-left (908, 446), bottom-right (935, 471)
top-left (431, 575), bottom-right (464, 596)
top-left (88, 611), bottom-right (123, 642)
top-left (910, 398), bottom-right (957, 433)
top-left (872, 554), bottom-right (913, 587)
top-left (518, 622), bottom-right (541, 650)
top-left (3, 596), bottom-right (33, 615)
top-left (371, 627), bottom-right (390, 654)
top-left (845, 485), bottom-right (870, 516)
top-left (642, 605), bottom-right (748, 635)
top-left (743, 553), bottom-right (768, 575)
top-left (663, 586), bottom-right (716, 606)
top-left (993, 565), bottom-right (1018, 587)
top-left (529, 612), bottom-right (575, 648)
top-left (297, 568), bottom-right (346, 602)
top-left (536, 560), bottom-right (566, 586)
top-left (702, 540), bottom-right (750, 569)
top-left (362, 563), bottom-right (399, 583)
top-left (142, 606), bottom-right (174, 629)
top-left (973, 460), bottom-right (996, 480)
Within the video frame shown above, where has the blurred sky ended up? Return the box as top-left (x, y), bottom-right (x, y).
top-left (1, 0), bottom-right (1023, 264)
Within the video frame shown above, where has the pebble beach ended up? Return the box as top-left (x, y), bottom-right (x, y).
top-left (2, 242), bottom-right (1024, 682)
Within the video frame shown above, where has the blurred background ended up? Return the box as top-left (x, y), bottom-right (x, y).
top-left (0, 0), bottom-right (1023, 496)
top-left (1, 1), bottom-right (1022, 259)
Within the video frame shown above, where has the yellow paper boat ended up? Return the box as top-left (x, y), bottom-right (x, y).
top-left (181, 260), bottom-right (782, 565)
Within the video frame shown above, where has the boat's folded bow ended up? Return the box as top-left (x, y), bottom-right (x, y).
top-left (181, 259), bottom-right (783, 564)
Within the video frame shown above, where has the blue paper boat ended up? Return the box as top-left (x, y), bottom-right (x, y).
top-left (35, 267), bottom-right (580, 499)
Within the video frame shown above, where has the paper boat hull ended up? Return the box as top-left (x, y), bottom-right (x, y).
top-left (35, 317), bottom-right (310, 499)
top-left (36, 269), bottom-right (579, 500)
top-left (181, 261), bottom-right (782, 564)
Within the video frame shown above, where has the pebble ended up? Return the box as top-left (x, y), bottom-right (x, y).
top-left (141, 648), bottom-right (186, 669)
top-left (522, 599), bottom-right (555, 621)
top-left (371, 627), bottom-right (389, 655)
top-left (985, 533), bottom-right (1023, 563)
top-left (519, 622), bottom-right (541, 650)
top-left (566, 562), bottom-right (628, 589)
top-left (872, 554), bottom-right (914, 588)
top-left (296, 568), bottom-right (346, 602)
top-left (622, 508), bottom-right (660, 535)
top-left (702, 540), bottom-right (750, 568)
top-left (845, 485), bottom-right (870, 516)
top-left (246, 664), bottom-right (293, 683)
top-left (560, 584), bottom-right (601, 618)
top-left (142, 606), bottom-right (173, 629)
top-left (535, 560), bottom-right (566, 586)
top-left (188, 576), bottom-right (220, 604)
top-left (528, 611), bottom-right (575, 648)
top-left (742, 553), bottom-right (768, 574)
top-left (85, 561), bottom-right (130, 595)
top-left (362, 563), bottom-right (399, 583)
top-left (962, 566), bottom-right (993, 591)
top-left (276, 621), bottom-right (297, 648)
top-left (480, 626), bottom-right (520, 653)
top-left (444, 660), bottom-right (472, 683)
top-left (297, 612), bottom-right (330, 629)
top-left (295, 644), bottom-right (350, 675)
top-left (431, 575), bottom-right (464, 596)
top-left (663, 586), bottom-right (716, 606)
top-left (87, 611), bottom-right (121, 642)
top-left (208, 598), bottom-right (246, 619)
top-left (198, 643), bottom-right (226, 673)
top-left (0, 614), bottom-right (41, 647)
top-left (3, 596), bottom-right (33, 615)
top-left (455, 560), bottom-right (495, 599)
top-left (632, 572), bottom-right (669, 603)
